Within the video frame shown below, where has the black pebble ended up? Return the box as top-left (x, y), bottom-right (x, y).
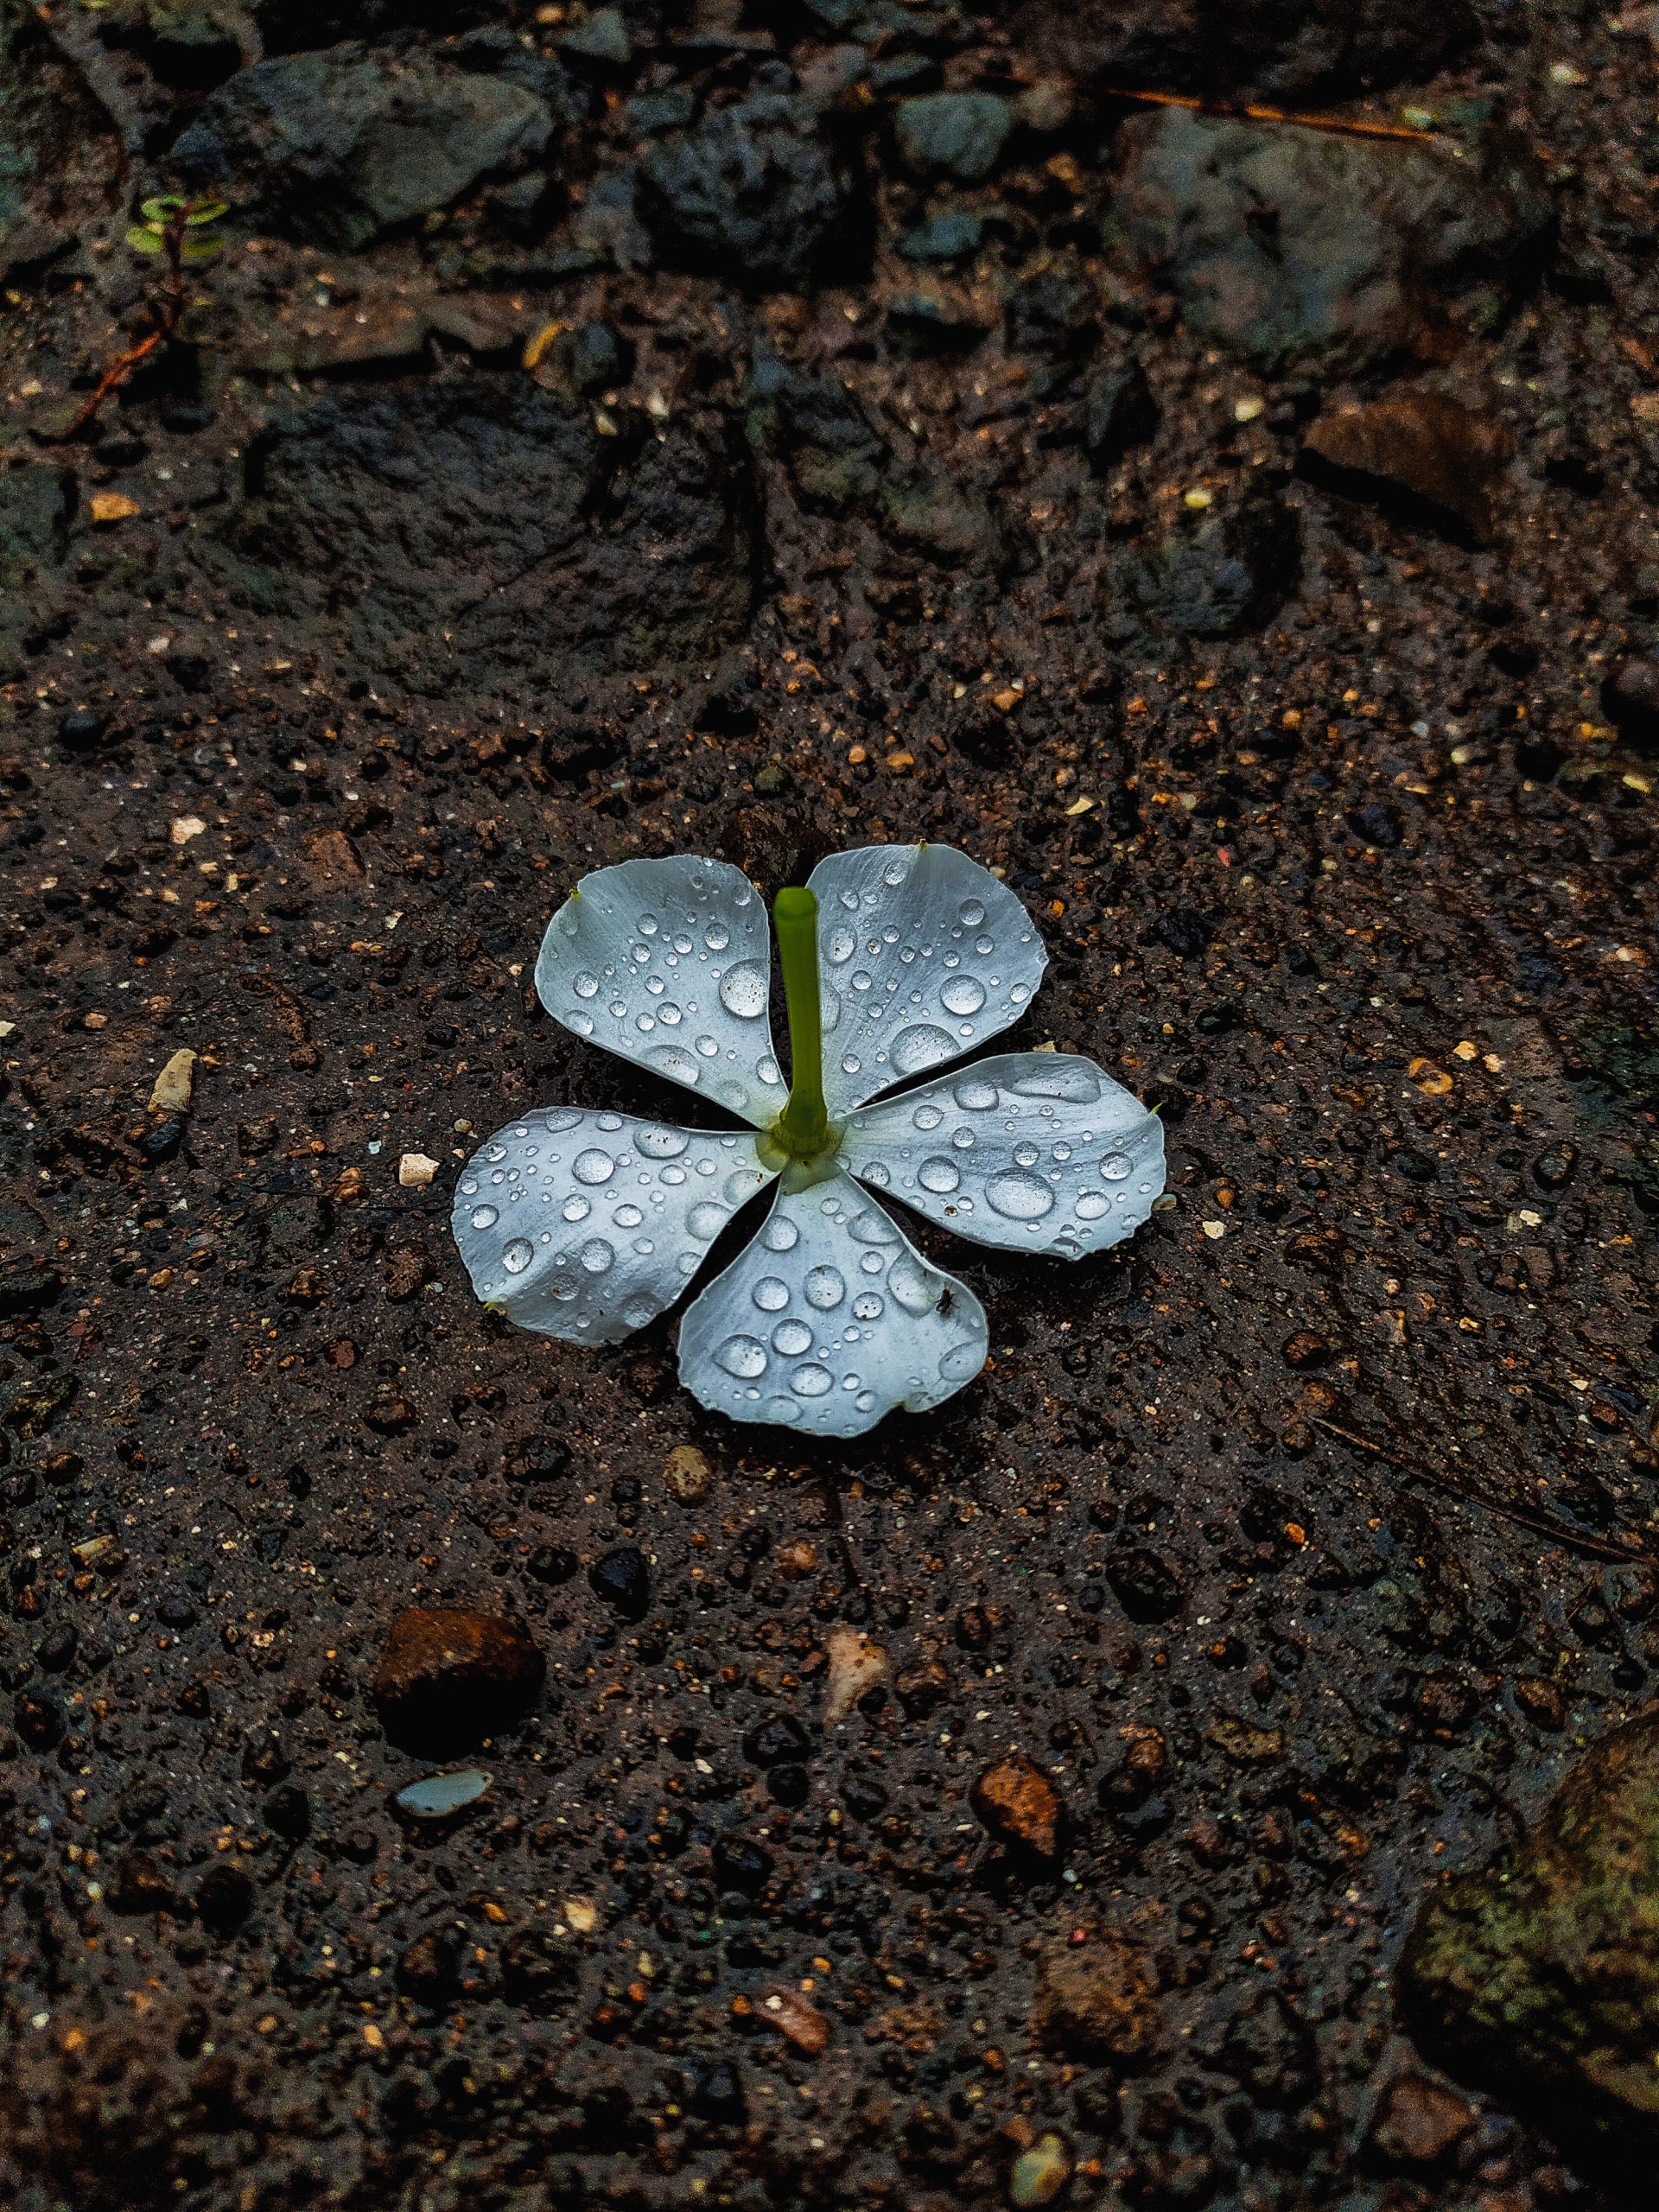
top-left (589, 1546), bottom-right (650, 1619)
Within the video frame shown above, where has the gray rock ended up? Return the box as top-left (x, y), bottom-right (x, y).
top-left (170, 42), bottom-right (552, 251)
top-left (637, 95), bottom-right (855, 291)
top-left (895, 92), bottom-right (1014, 183)
top-left (1124, 496), bottom-right (1300, 638)
top-left (198, 377), bottom-right (755, 698)
top-left (1113, 110), bottom-right (1549, 367)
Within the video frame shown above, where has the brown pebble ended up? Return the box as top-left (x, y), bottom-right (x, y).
top-left (1368, 2071), bottom-right (1478, 2168)
top-left (662, 1443), bottom-right (712, 1503)
top-left (970, 1751), bottom-right (1062, 1859)
top-left (1281, 1330), bottom-right (1332, 1370)
top-left (760, 1985), bottom-right (830, 2056)
top-left (372, 1607), bottom-right (544, 1757)
top-left (1302, 390), bottom-right (1513, 539)
top-left (1033, 1923), bottom-right (1163, 2063)
top-left (1514, 1675), bottom-right (1568, 1730)
top-left (383, 1247), bottom-right (432, 1301)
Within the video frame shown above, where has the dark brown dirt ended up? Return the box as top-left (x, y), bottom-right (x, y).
top-left (2, 4), bottom-right (1657, 2210)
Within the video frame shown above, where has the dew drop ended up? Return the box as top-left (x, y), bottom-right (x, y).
top-left (882, 857), bottom-right (911, 887)
top-left (912, 1103), bottom-right (944, 1131)
top-left (940, 1340), bottom-right (984, 1382)
top-left (695, 1034), bottom-right (721, 1058)
top-left (718, 961), bottom-right (767, 1020)
top-left (715, 1334), bottom-right (768, 1379)
top-left (855, 1390), bottom-right (875, 1413)
top-left (622, 1298), bottom-right (658, 1329)
top-left (769, 1319), bottom-right (811, 1357)
top-left (567, 1012), bottom-right (594, 1036)
top-left (887, 1253), bottom-right (942, 1316)
top-left (753, 1276), bottom-right (790, 1313)
top-left (613, 1203), bottom-right (644, 1228)
top-left (1013, 1141), bottom-right (1040, 1168)
top-left (826, 925), bottom-right (856, 965)
top-left (861, 1160), bottom-right (891, 1188)
top-left (637, 1125), bottom-right (689, 1159)
top-left (761, 1214), bottom-right (799, 1252)
top-left (704, 920), bottom-right (731, 951)
top-left (544, 1108), bottom-right (584, 1133)
top-left (687, 1202), bottom-right (728, 1240)
top-left (791, 1363), bottom-right (833, 1398)
top-left (501, 1237), bottom-right (534, 1274)
top-left (958, 898), bottom-right (985, 927)
top-left (918, 1156), bottom-right (961, 1194)
top-left (1076, 1191), bottom-right (1111, 1219)
top-left (804, 1265), bottom-right (846, 1310)
top-left (573, 1148), bottom-right (616, 1185)
top-left (853, 1293), bottom-right (884, 1321)
top-left (941, 976), bottom-right (987, 1017)
top-left (889, 1023), bottom-right (957, 1077)
top-left (561, 1195), bottom-right (591, 1224)
top-left (469, 1204), bottom-right (499, 1230)
top-left (986, 1170), bottom-right (1055, 1221)
top-left (572, 971), bottom-right (600, 1000)
top-left (1100, 1153), bottom-right (1134, 1182)
top-left (954, 1077), bottom-right (999, 1112)
top-left (763, 1395), bottom-right (804, 1426)
top-left (1013, 1063), bottom-right (1103, 1103)
top-left (579, 1238), bottom-right (614, 1274)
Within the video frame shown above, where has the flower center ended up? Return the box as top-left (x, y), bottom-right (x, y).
top-left (768, 886), bottom-right (840, 1167)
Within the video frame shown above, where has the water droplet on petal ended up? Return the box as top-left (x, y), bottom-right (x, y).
top-left (1100, 1153), bottom-right (1134, 1182)
top-left (753, 1276), bottom-right (790, 1313)
top-left (502, 1238), bottom-right (534, 1274)
top-left (889, 1023), bottom-right (957, 1077)
top-left (772, 1319), bottom-right (813, 1356)
top-left (887, 1253), bottom-right (942, 1316)
top-left (705, 920), bottom-right (731, 951)
top-left (561, 1195), bottom-right (591, 1223)
top-left (791, 1363), bottom-right (833, 1397)
top-left (613, 1203), bottom-right (643, 1228)
top-left (861, 1160), bottom-right (891, 1188)
top-left (469, 1204), bottom-right (499, 1230)
top-left (573, 1148), bottom-right (615, 1185)
top-left (637, 1125), bottom-right (690, 1159)
top-left (715, 1334), bottom-right (768, 1379)
top-left (572, 971), bottom-right (600, 1000)
top-left (687, 1202), bottom-right (728, 1240)
top-left (1013, 1062), bottom-right (1103, 1103)
top-left (804, 1265), bottom-right (846, 1310)
top-left (940, 1340), bottom-right (983, 1382)
top-left (986, 1170), bottom-right (1055, 1221)
top-left (941, 976), bottom-right (986, 1017)
top-left (826, 925), bottom-right (856, 964)
top-left (718, 961), bottom-right (767, 1020)
top-left (918, 1157), bottom-right (961, 1193)
top-left (579, 1238), bottom-right (614, 1274)
top-left (954, 1077), bottom-right (999, 1112)
top-left (912, 1103), bottom-right (944, 1131)
top-left (1076, 1191), bottom-right (1111, 1219)
top-left (958, 898), bottom-right (985, 927)
top-left (853, 1293), bottom-right (884, 1321)
top-left (761, 1214), bottom-right (799, 1252)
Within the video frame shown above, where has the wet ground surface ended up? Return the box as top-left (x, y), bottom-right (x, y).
top-left (2, 3), bottom-right (1658, 2208)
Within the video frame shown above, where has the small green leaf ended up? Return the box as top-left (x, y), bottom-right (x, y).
top-left (140, 194), bottom-right (187, 224)
top-left (184, 200), bottom-right (228, 226)
top-left (178, 235), bottom-right (223, 263)
top-left (126, 226), bottom-right (167, 254)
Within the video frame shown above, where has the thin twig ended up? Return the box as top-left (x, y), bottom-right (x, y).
top-left (1313, 1415), bottom-right (1653, 1567)
top-left (1100, 86), bottom-right (1439, 145)
top-left (51, 205), bottom-right (190, 443)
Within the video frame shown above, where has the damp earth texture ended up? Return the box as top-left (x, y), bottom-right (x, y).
top-left (3, 4), bottom-right (1659, 2211)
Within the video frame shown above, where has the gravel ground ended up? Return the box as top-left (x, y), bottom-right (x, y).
top-left (2, 3), bottom-right (1657, 2209)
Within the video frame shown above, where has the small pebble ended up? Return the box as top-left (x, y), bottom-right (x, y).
top-left (663, 1442), bottom-right (712, 1503)
top-left (823, 1626), bottom-right (889, 1726)
top-left (395, 1769), bottom-right (491, 1819)
top-left (148, 1047), bottom-right (197, 1117)
top-left (1010, 2132), bottom-right (1072, 2207)
top-left (398, 1152), bottom-right (440, 1188)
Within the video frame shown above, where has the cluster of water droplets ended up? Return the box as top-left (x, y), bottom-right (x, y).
top-left (453, 1108), bottom-right (773, 1342)
top-left (680, 1177), bottom-right (987, 1435)
top-left (843, 1053), bottom-right (1164, 1259)
top-left (537, 861), bottom-right (782, 1124)
top-left (810, 848), bottom-right (1046, 1111)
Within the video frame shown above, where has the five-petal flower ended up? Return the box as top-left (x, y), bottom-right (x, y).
top-left (452, 843), bottom-right (1165, 1436)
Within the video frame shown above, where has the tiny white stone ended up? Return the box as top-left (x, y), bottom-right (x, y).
top-left (149, 1047), bottom-right (197, 1116)
top-left (170, 815), bottom-right (206, 845)
top-left (398, 1153), bottom-right (440, 1188)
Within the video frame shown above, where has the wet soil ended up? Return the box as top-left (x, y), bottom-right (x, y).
top-left (2, 4), bottom-right (1658, 2209)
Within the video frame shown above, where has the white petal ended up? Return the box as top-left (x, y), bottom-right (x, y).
top-left (841, 1052), bottom-right (1165, 1258)
top-left (535, 855), bottom-right (785, 1128)
top-left (805, 843), bottom-right (1048, 1116)
top-left (453, 1108), bottom-right (775, 1344)
top-left (677, 1173), bottom-right (988, 1437)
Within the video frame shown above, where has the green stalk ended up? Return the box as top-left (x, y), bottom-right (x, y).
top-left (772, 886), bottom-right (829, 1160)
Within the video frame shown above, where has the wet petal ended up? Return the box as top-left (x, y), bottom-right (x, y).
top-left (535, 855), bottom-right (785, 1128)
top-left (677, 1172), bottom-right (988, 1437)
top-left (841, 1052), bottom-right (1164, 1258)
top-left (453, 1108), bottom-right (775, 1344)
top-left (806, 842), bottom-right (1048, 1116)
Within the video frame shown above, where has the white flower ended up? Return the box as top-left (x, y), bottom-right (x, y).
top-left (452, 843), bottom-right (1165, 1437)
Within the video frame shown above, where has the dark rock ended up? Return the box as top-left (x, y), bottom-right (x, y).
top-left (56, 709), bottom-right (108, 753)
top-left (1399, 1707), bottom-right (1659, 2178)
top-left (1347, 801), bottom-right (1404, 849)
top-left (1303, 391), bottom-right (1514, 540)
top-left (397, 1928), bottom-right (461, 2005)
top-left (637, 97), bottom-right (856, 291)
top-left (201, 378), bottom-right (755, 697)
top-left (690, 2061), bottom-right (747, 2122)
top-left (108, 1850), bottom-right (176, 1915)
top-left (895, 92), bottom-right (1014, 183)
top-left (528, 1543), bottom-right (579, 1585)
top-left (137, 1119), bottom-right (185, 1166)
top-left (371, 1606), bottom-right (544, 1756)
top-left (1035, 1924), bottom-right (1164, 2063)
top-left (1124, 496), bottom-right (1300, 637)
top-left (263, 1783), bottom-right (311, 1842)
top-left (969, 1751), bottom-right (1062, 1858)
top-left (170, 43), bottom-right (552, 251)
top-left (0, 3), bottom-right (122, 281)
top-left (1023, 0), bottom-right (1476, 105)
top-left (1114, 111), bottom-right (1548, 368)
top-left (1084, 358), bottom-right (1156, 467)
top-left (568, 319), bottom-right (632, 394)
top-left (744, 1712), bottom-right (811, 1768)
top-left (193, 1864), bottom-right (254, 1935)
top-left (1106, 1546), bottom-right (1184, 1622)
top-left (1154, 907), bottom-right (1215, 959)
top-left (898, 210), bottom-right (985, 264)
top-left (712, 1834), bottom-right (772, 1893)
top-left (589, 1546), bottom-right (650, 1620)
top-left (1604, 655), bottom-right (1659, 750)
top-left (499, 1926), bottom-right (578, 2009)
top-left (885, 290), bottom-right (987, 357)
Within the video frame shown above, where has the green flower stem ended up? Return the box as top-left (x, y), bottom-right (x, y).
top-left (773, 887), bottom-right (829, 1160)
